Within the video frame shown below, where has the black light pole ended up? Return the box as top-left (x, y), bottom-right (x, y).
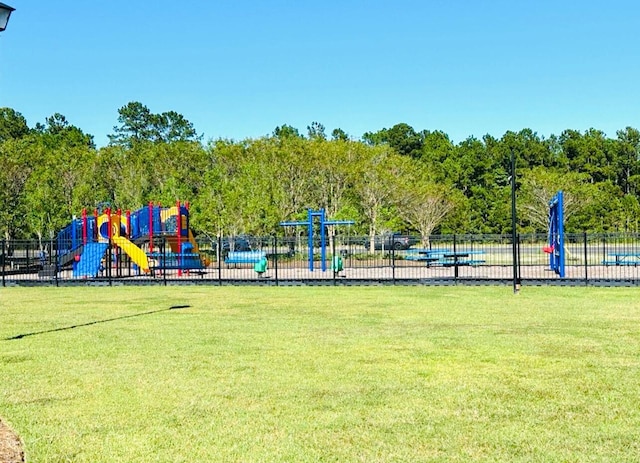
top-left (510, 148), bottom-right (519, 294)
top-left (0, 3), bottom-right (15, 32)
top-left (0, 2), bottom-right (13, 290)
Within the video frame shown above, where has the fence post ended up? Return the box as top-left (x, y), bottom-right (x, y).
top-left (162, 237), bottom-right (167, 287)
top-left (217, 236), bottom-right (222, 286)
top-left (584, 231), bottom-right (588, 286)
top-left (332, 234), bottom-right (337, 286)
top-left (49, 237), bottom-right (57, 287)
top-left (516, 234), bottom-right (521, 289)
top-left (1, 240), bottom-right (5, 287)
top-left (273, 235), bottom-right (279, 286)
top-left (453, 234), bottom-right (458, 281)
top-left (391, 233), bottom-right (396, 285)
top-left (107, 240), bottom-right (113, 286)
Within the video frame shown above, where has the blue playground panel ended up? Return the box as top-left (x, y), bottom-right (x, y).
top-left (73, 242), bottom-right (108, 278)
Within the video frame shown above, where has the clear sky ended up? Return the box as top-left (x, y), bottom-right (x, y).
top-left (1, 0), bottom-right (638, 147)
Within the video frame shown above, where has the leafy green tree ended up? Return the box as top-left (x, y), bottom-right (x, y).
top-left (236, 152), bottom-right (283, 235)
top-left (331, 128), bottom-right (349, 141)
top-left (23, 158), bottom-right (69, 244)
top-left (363, 123), bottom-right (424, 158)
top-left (272, 124), bottom-right (302, 139)
top-left (307, 122), bottom-right (326, 140)
top-left (35, 113), bottom-right (95, 148)
top-left (431, 135), bottom-right (509, 233)
top-left (109, 102), bottom-right (199, 147)
top-left (419, 130), bottom-right (455, 180)
top-left (518, 167), bottom-right (594, 233)
top-left (393, 160), bottom-right (456, 245)
top-left (616, 194), bottom-right (640, 233)
top-left (0, 138), bottom-right (38, 239)
top-left (311, 139), bottom-right (356, 219)
top-left (242, 139), bottom-right (296, 234)
top-left (49, 144), bottom-right (98, 220)
top-left (499, 129), bottom-right (556, 168)
top-left (113, 142), bottom-right (161, 208)
top-left (560, 129), bottom-right (617, 184)
top-left (351, 145), bottom-right (405, 251)
top-left (0, 114), bottom-right (96, 239)
top-left (568, 181), bottom-right (623, 232)
top-left (108, 102), bottom-right (154, 146)
top-left (267, 136), bottom-right (316, 223)
top-left (154, 111), bottom-right (201, 143)
top-left (0, 107), bottom-right (30, 143)
top-left (614, 127), bottom-right (640, 195)
top-left (92, 139), bottom-right (208, 213)
top-left (4, 101), bottom-right (640, 242)
top-left (196, 139), bottom-right (254, 236)
top-left (145, 141), bottom-right (208, 204)
top-left (192, 141), bottom-right (233, 236)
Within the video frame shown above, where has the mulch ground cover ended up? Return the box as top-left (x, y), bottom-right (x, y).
top-left (0, 419), bottom-right (23, 463)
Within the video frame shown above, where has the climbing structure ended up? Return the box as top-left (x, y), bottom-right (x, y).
top-left (56, 201), bottom-right (208, 278)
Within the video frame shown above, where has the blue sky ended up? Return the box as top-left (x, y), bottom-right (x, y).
top-left (1, 1), bottom-right (638, 147)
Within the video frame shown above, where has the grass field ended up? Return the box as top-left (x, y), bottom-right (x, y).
top-left (1, 286), bottom-right (639, 462)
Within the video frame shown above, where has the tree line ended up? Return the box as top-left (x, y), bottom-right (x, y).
top-left (1, 102), bottom-right (640, 246)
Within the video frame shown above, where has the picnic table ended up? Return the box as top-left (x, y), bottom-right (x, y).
top-left (433, 250), bottom-right (486, 266)
top-left (435, 250), bottom-right (486, 278)
top-left (405, 249), bottom-right (485, 265)
top-left (602, 253), bottom-right (640, 266)
top-left (404, 249), bottom-right (486, 278)
top-left (403, 249), bottom-right (450, 262)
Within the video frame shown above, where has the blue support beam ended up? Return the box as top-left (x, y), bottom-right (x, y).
top-left (549, 191), bottom-right (565, 278)
top-left (280, 208), bottom-right (354, 272)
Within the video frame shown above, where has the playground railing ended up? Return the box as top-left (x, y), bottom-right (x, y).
top-left (5, 232), bottom-right (640, 286)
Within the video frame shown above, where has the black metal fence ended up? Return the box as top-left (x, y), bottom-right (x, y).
top-left (3, 233), bottom-right (640, 286)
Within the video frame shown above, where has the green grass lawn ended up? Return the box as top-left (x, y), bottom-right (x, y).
top-left (1, 286), bottom-right (639, 462)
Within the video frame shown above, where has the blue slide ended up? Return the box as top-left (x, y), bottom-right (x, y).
top-left (73, 242), bottom-right (108, 278)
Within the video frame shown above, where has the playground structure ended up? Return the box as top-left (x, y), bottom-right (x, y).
top-left (6, 196), bottom-right (640, 286)
top-left (280, 208), bottom-right (354, 272)
top-left (56, 202), bottom-right (209, 278)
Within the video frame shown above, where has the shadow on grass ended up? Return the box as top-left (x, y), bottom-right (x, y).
top-left (3, 305), bottom-right (191, 341)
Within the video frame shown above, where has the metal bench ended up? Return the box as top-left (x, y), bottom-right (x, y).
top-left (225, 251), bottom-right (267, 266)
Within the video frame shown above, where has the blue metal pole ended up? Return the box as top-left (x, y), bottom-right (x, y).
top-left (557, 191), bottom-right (565, 278)
top-left (71, 217), bottom-right (78, 250)
top-left (320, 208), bottom-right (327, 272)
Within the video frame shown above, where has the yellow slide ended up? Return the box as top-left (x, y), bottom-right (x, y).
top-left (113, 235), bottom-right (151, 273)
